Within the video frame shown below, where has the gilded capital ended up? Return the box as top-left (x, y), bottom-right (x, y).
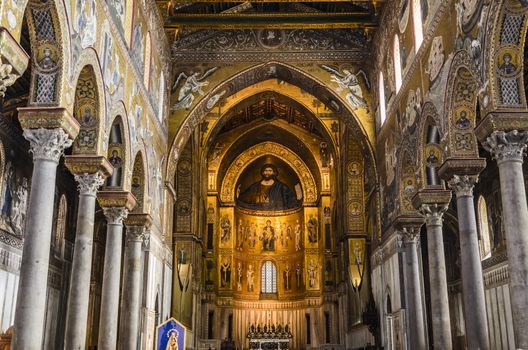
top-left (97, 191), bottom-right (137, 212)
top-left (447, 174), bottom-right (478, 198)
top-left (18, 107), bottom-right (80, 140)
top-left (22, 128), bottom-right (73, 163)
top-left (125, 225), bottom-right (145, 242)
top-left (482, 130), bottom-right (528, 164)
top-left (64, 155), bottom-right (113, 177)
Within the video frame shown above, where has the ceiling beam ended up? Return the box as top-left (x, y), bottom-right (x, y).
top-left (167, 0), bottom-right (383, 2)
top-left (165, 12), bottom-right (377, 29)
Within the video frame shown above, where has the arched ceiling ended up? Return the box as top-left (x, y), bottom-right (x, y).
top-left (217, 91), bottom-right (326, 138)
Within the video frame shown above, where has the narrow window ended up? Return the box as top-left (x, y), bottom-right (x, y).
top-left (379, 71), bottom-right (387, 125)
top-left (325, 312), bottom-right (331, 343)
top-left (393, 35), bottom-right (402, 92)
top-left (208, 311), bottom-right (214, 339)
top-left (478, 195), bottom-right (492, 259)
top-left (306, 314), bottom-right (311, 344)
top-left (207, 223), bottom-right (214, 250)
top-left (412, 0), bottom-right (424, 51)
top-left (261, 261), bottom-right (277, 294)
top-left (324, 223), bottom-right (331, 250)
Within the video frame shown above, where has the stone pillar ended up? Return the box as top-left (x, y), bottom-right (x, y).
top-left (482, 130), bottom-right (528, 348)
top-left (63, 156), bottom-right (112, 350)
top-left (97, 191), bottom-right (137, 350)
top-left (120, 214), bottom-right (152, 350)
top-left (401, 227), bottom-right (427, 350)
top-left (12, 108), bottom-right (79, 350)
top-left (413, 190), bottom-right (453, 350)
top-left (446, 174), bottom-right (489, 350)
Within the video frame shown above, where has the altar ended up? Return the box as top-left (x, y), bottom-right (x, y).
top-left (246, 323), bottom-right (293, 350)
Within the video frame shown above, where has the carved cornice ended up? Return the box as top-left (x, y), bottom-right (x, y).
top-left (482, 130), bottom-right (528, 164)
top-left (124, 213), bottom-right (153, 229)
top-left (18, 107), bottom-right (80, 140)
top-left (173, 50), bottom-right (369, 63)
top-left (22, 128), bottom-right (73, 162)
top-left (64, 155), bottom-right (113, 177)
top-left (475, 111), bottom-right (528, 142)
top-left (97, 190), bottom-right (137, 211)
top-left (438, 157), bottom-right (487, 181)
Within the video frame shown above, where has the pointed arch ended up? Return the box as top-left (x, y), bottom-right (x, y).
top-left (131, 151), bottom-right (147, 212)
top-left (167, 61), bottom-right (377, 189)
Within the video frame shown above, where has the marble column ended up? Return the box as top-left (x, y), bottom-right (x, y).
top-left (64, 171), bottom-right (107, 349)
top-left (447, 175), bottom-right (490, 350)
top-left (401, 227), bottom-right (427, 350)
top-left (483, 130), bottom-right (528, 348)
top-left (120, 214), bottom-right (151, 350)
top-left (97, 207), bottom-right (129, 349)
top-left (12, 128), bottom-right (74, 350)
top-left (418, 203), bottom-right (452, 350)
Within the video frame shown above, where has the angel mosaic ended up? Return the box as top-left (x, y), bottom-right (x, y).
top-left (171, 67), bottom-right (219, 111)
top-left (73, 0), bottom-right (97, 48)
top-left (321, 65), bottom-right (369, 111)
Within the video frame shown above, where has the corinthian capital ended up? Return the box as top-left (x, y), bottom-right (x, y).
top-left (0, 62), bottom-right (19, 97)
top-left (400, 227), bottom-right (420, 245)
top-left (418, 203), bottom-right (449, 226)
top-left (126, 225), bottom-right (145, 242)
top-left (482, 130), bottom-right (528, 164)
top-left (74, 172), bottom-right (106, 196)
top-left (103, 207), bottom-right (129, 225)
top-left (447, 174), bottom-right (478, 198)
top-left (22, 128), bottom-right (73, 162)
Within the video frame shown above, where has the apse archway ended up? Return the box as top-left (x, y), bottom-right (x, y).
top-left (220, 142), bottom-right (317, 206)
top-left (167, 61), bottom-right (377, 187)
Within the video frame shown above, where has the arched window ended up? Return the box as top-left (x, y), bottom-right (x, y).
top-left (393, 35), bottom-right (402, 92)
top-left (412, 0), bottom-right (424, 51)
top-left (261, 261), bottom-right (277, 294)
top-left (379, 71), bottom-right (387, 126)
top-left (158, 72), bottom-right (165, 123)
top-left (477, 195), bottom-right (492, 259)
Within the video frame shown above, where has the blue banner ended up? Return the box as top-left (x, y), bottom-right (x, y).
top-left (156, 318), bottom-right (186, 350)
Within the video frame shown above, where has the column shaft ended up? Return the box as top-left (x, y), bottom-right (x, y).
top-left (120, 229), bottom-right (144, 350)
top-left (454, 190), bottom-right (489, 350)
top-left (98, 208), bottom-right (128, 350)
top-left (426, 221), bottom-right (452, 349)
top-left (404, 235), bottom-right (426, 350)
top-left (497, 160), bottom-right (528, 347)
top-left (64, 174), bottom-right (105, 349)
top-left (12, 128), bottom-right (72, 350)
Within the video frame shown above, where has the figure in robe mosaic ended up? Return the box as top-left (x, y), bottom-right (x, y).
top-left (237, 164), bottom-right (299, 211)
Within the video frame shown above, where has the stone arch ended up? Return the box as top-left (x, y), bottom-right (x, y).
top-left (443, 50), bottom-right (481, 158)
top-left (167, 61), bottom-right (377, 188)
top-left (131, 150), bottom-right (147, 213)
top-left (24, 0), bottom-right (70, 106)
top-left (487, 0), bottom-right (528, 109)
top-left (219, 142), bottom-right (318, 206)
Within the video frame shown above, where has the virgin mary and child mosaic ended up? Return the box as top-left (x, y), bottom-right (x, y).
top-left (236, 163), bottom-right (301, 211)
